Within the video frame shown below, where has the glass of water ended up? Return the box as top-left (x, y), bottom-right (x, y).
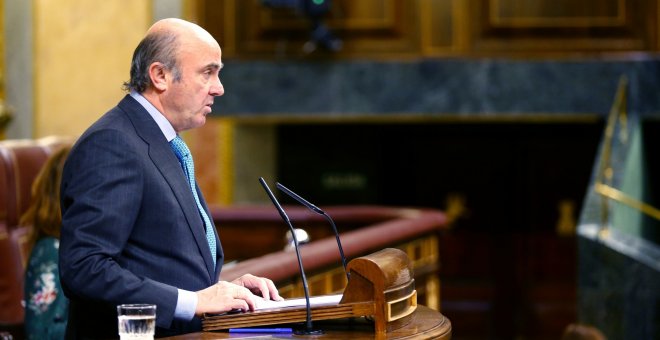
top-left (117, 304), bottom-right (156, 339)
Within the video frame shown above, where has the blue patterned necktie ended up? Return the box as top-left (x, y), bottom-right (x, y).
top-left (170, 136), bottom-right (217, 268)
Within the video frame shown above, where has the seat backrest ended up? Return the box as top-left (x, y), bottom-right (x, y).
top-left (0, 225), bottom-right (29, 325)
top-left (0, 136), bottom-right (73, 230)
top-left (0, 136), bottom-right (74, 330)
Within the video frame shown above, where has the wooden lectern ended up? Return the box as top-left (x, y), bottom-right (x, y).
top-left (201, 248), bottom-right (451, 339)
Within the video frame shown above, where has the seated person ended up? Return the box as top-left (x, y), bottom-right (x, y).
top-left (21, 146), bottom-right (71, 340)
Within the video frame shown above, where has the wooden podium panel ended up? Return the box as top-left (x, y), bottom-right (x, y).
top-left (165, 306), bottom-right (450, 339)
top-left (194, 248), bottom-right (452, 339)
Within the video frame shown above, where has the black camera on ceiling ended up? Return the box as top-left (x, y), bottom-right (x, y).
top-left (262, 0), bottom-right (331, 17)
top-left (261, 0), bottom-right (341, 52)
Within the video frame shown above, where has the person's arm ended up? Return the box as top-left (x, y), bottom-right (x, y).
top-left (193, 275), bottom-right (282, 316)
top-left (60, 129), bottom-right (282, 324)
top-left (59, 130), bottom-right (179, 328)
top-left (24, 238), bottom-right (68, 339)
top-left (175, 289), bottom-right (197, 320)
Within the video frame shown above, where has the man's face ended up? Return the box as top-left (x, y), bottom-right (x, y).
top-left (163, 37), bottom-right (224, 132)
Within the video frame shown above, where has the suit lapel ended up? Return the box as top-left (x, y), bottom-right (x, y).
top-left (118, 96), bottom-right (217, 281)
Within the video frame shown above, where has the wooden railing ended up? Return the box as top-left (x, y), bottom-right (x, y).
top-left (212, 206), bottom-right (448, 310)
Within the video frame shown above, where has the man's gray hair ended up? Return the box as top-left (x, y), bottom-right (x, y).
top-left (122, 31), bottom-right (181, 93)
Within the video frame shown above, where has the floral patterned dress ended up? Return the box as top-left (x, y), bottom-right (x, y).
top-left (24, 237), bottom-right (68, 339)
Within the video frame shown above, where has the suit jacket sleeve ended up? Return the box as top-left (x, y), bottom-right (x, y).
top-left (59, 128), bottom-right (179, 328)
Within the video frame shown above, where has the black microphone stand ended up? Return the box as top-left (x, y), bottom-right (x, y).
top-left (276, 182), bottom-right (350, 281)
top-left (259, 178), bottom-right (323, 335)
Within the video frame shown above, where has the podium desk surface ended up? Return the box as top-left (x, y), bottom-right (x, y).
top-left (163, 306), bottom-right (451, 340)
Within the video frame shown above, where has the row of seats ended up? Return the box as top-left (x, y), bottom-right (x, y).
top-left (0, 136), bottom-right (73, 335)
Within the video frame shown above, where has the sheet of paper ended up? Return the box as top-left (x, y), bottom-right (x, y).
top-left (255, 294), bottom-right (343, 311)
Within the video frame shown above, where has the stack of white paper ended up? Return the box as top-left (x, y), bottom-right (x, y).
top-left (255, 294), bottom-right (343, 311)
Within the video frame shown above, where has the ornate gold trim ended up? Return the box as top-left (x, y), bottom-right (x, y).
top-left (595, 183), bottom-right (660, 221)
top-left (595, 75), bottom-right (660, 222)
top-left (218, 118), bottom-right (235, 205)
top-left (386, 290), bottom-right (417, 322)
top-left (489, 0), bottom-right (626, 27)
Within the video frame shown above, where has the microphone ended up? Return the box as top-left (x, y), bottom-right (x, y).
top-left (258, 177), bottom-right (323, 335)
top-left (276, 182), bottom-right (349, 281)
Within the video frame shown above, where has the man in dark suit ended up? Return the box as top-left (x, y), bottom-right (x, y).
top-left (59, 18), bottom-right (281, 338)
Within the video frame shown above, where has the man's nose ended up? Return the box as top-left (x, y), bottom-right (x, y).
top-left (211, 79), bottom-right (224, 96)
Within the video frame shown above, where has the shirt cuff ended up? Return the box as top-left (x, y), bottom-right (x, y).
top-left (174, 289), bottom-right (198, 321)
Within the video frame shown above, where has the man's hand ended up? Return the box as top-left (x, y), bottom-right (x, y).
top-left (231, 274), bottom-right (283, 302)
top-left (194, 274), bottom-right (283, 316)
top-left (194, 281), bottom-right (259, 316)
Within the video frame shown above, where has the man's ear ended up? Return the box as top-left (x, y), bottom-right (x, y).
top-left (149, 62), bottom-right (168, 91)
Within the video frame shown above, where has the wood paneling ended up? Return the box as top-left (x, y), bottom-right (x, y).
top-left (469, 0), bottom-right (658, 55)
top-left (205, 0), bottom-right (419, 58)
top-left (202, 0), bottom-right (660, 58)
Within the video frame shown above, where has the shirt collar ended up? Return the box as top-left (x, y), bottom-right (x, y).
top-left (130, 91), bottom-right (177, 142)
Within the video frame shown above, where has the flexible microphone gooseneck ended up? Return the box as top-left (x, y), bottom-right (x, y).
top-left (258, 177), bottom-right (323, 335)
top-left (275, 182), bottom-right (350, 281)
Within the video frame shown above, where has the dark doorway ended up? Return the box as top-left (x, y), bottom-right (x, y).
top-left (277, 119), bottom-right (604, 339)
